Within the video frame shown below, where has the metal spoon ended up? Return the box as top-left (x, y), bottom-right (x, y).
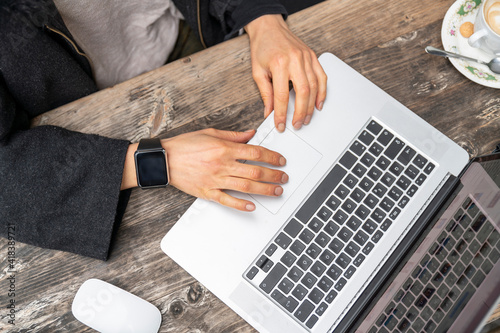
top-left (425, 46), bottom-right (500, 74)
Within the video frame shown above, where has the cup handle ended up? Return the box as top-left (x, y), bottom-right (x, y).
top-left (468, 29), bottom-right (488, 48)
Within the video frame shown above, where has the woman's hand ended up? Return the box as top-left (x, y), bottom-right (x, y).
top-left (161, 128), bottom-right (288, 211)
top-left (245, 14), bottom-right (327, 132)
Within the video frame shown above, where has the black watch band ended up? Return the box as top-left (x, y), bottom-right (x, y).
top-left (134, 138), bottom-right (169, 189)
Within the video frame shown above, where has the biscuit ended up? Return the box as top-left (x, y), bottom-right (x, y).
top-left (460, 22), bottom-right (474, 38)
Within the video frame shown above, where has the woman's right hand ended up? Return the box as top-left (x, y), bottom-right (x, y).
top-left (161, 128), bottom-right (289, 211)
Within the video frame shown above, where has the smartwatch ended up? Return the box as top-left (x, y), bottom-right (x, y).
top-left (134, 138), bottom-right (169, 189)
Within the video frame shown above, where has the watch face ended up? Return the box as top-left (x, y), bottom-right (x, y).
top-left (135, 151), bottom-right (168, 187)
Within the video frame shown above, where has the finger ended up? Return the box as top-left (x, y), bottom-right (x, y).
top-left (289, 59), bottom-right (311, 130)
top-left (207, 189), bottom-right (256, 212)
top-left (224, 177), bottom-right (284, 197)
top-left (271, 67), bottom-right (290, 133)
top-left (253, 69), bottom-right (274, 118)
top-left (303, 57), bottom-right (318, 125)
top-left (203, 128), bottom-right (255, 143)
top-left (235, 144), bottom-right (286, 166)
top-left (312, 55), bottom-right (327, 110)
top-left (232, 163), bottom-right (289, 184)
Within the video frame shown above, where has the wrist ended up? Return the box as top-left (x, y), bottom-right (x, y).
top-left (121, 143), bottom-right (139, 190)
top-left (244, 14), bottom-right (287, 39)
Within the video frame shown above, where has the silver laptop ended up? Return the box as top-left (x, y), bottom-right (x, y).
top-left (161, 53), bottom-right (500, 332)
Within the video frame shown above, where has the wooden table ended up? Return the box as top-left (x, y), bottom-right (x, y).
top-left (2, 0), bottom-right (500, 331)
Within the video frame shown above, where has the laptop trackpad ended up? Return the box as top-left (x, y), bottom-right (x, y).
top-left (249, 128), bottom-right (322, 214)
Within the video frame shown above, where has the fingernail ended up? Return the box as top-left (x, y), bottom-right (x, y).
top-left (318, 101), bottom-right (324, 111)
top-left (293, 121), bottom-right (303, 130)
top-left (246, 203), bottom-right (255, 211)
top-left (304, 115), bottom-right (312, 125)
top-left (275, 187), bottom-right (283, 196)
top-left (281, 173), bottom-right (289, 183)
top-left (279, 156), bottom-right (286, 166)
top-left (245, 129), bottom-right (254, 133)
top-left (277, 123), bottom-right (285, 132)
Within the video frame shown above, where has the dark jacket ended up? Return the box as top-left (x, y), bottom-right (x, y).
top-left (0, 0), bottom-right (286, 260)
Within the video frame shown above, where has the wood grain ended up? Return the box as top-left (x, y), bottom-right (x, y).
top-left (1, 0), bottom-right (500, 332)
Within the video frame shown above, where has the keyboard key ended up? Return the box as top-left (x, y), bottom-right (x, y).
top-left (284, 219), bottom-right (303, 238)
top-left (350, 141), bottom-right (366, 156)
top-left (306, 315), bottom-right (319, 329)
top-left (361, 153), bottom-right (376, 167)
top-left (372, 183), bottom-right (388, 198)
top-left (354, 230), bottom-right (369, 246)
top-left (275, 232), bottom-right (292, 249)
top-left (316, 302), bottom-right (329, 316)
top-left (334, 277), bottom-right (347, 291)
top-left (380, 197), bottom-right (395, 212)
top-left (333, 210), bottom-right (349, 224)
top-left (324, 221), bottom-right (340, 237)
top-left (376, 155), bottom-right (390, 170)
top-left (413, 154), bottom-right (427, 168)
top-left (415, 173), bottom-right (427, 186)
top-left (301, 272), bottom-right (318, 289)
top-left (336, 253), bottom-right (351, 269)
top-left (352, 163), bottom-right (368, 178)
top-left (295, 165), bottom-right (347, 223)
top-left (272, 290), bottom-right (299, 313)
top-left (327, 264), bottom-right (342, 280)
top-left (281, 251), bottom-right (297, 267)
top-left (309, 217), bottom-right (324, 233)
top-left (297, 255), bottom-right (313, 270)
top-left (317, 207), bottom-right (333, 221)
top-left (315, 232), bottom-right (331, 248)
top-left (372, 230), bottom-right (383, 243)
top-left (246, 267), bottom-right (259, 280)
top-left (371, 208), bottom-right (386, 223)
top-left (293, 284), bottom-right (308, 300)
top-left (328, 238), bottom-right (344, 254)
top-left (347, 216), bottom-right (362, 231)
top-left (345, 241), bottom-right (361, 257)
top-left (424, 162), bottom-right (435, 175)
top-left (343, 265), bottom-right (356, 279)
top-left (359, 130), bottom-right (375, 145)
top-left (290, 240), bottom-right (306, 256)
top-left (338, 227), bottom-right (354, 242)
top-left (319, 249), bottom-right (335, 265)
top-left (278, 277), bottom-right (295, 294)
top-left (308, 287), bottom-right (325, 304)
top-left (342, 198), bottom-right (357, 214)
top-left (362, 220), bottom-right (377, 235)
top-left (404, 164), bottom-right (419, 180)
top-left (259, 263), bottom-right (286, 293)
top-left (367, 166), bottom-right (383, 181)
top-left (353, 253), bottom-right (365, 267)
top-left (407, 185), bottom-right (418, 197)
top-left (355, 204), bottom-right (370, 220)
top-left (265, 244), bottom-right (278, 257)
top-left (377, 129), bottom-right (394, 146)
top-left (299, 229), bottom-right (315, 244)
top-left (256, 255), bottom-right (270, 269)
top-left (398, 146), bottom-right (416, 165)
top-left (363, 241), bottom-right (375, 255)
top-left (359, 177), bottom-right (374, 192)
top-left (363, 193), bottom-right (379, 209)
top-left (398, 196), bottom-right (410, 208)
top-left (339, 151), bottom-right (357, 170)
top-left (396, 175), bottom-right (411, 190)
top-left (389, 161), bottom-right (404, 176)
top-left (294, 300), bottom-right (315, 323)
top-left (318, 276), bottom-right (334, 293)
top-left (350, 188), bottom-right (366, 203)
top-left (306, 243), bottom-right (321, 259)
top-left (388, 187), bottom-right (403, 201)
top-left (389, 208), bottom-right (401, 220)
top-left (384, 138), bottom-right (405, 159)
top-left (367, 120), bottom-right (383, 135)
top-left (369, 142), bottom-right (384, 157)
top-left (335, 184), bottom-right (350, 200)
top-left (381, 173), bottom-right (396, 187)
top-left (288, 266), bottom-right (304, 282)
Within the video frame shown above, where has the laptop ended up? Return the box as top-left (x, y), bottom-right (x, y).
top-left (161, 52), bottom-right (500, 333)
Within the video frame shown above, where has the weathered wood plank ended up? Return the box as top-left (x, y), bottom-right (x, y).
top-left (1, 0), bottom-right (500, 332)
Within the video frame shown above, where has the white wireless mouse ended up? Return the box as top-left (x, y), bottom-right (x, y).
top-left (72, 278), bottom-right (161, 333)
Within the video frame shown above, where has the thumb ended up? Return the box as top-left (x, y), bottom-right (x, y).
top-left (207, 128), bottom-right (256, 143)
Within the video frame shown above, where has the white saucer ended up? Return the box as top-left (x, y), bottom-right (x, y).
top-left (442, 0), bottom-right (500, 88)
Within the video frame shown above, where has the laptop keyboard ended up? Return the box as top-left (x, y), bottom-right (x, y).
top-left (244, 119), bottom-right (436, 330)
top-left (367, 197), bottom-right (500, 333)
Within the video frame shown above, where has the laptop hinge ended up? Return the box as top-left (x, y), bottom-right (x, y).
top-left (331, 173), bottom-right (460, 333)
